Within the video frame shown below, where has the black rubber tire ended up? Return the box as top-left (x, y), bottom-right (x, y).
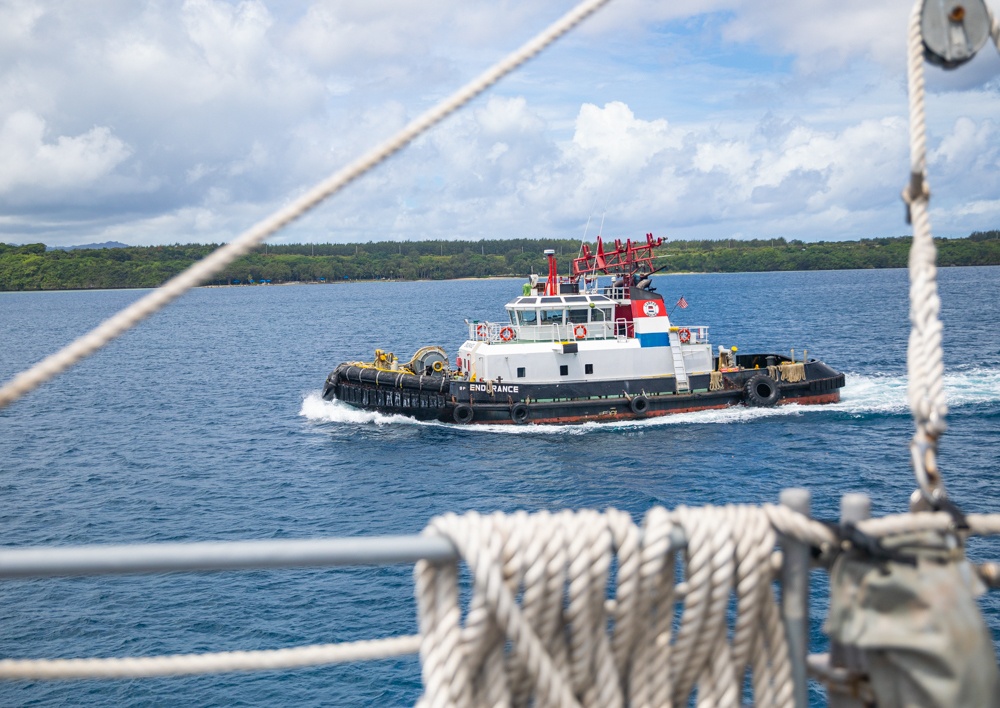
top-left (629, 395), bottom-right (649, 414)
top-left (453, 404), bottom-right (475, 424)
top-left (745, 374), bottom-right (780, 407)
top-left (510, 403), bottom-right (530, 424)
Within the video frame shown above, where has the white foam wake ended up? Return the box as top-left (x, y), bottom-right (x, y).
top-left (298, 367), bottom-right (1000, 433)
top-left (829, 367), bottom-right (1000, 416)
top-left (299, 392), bottom-right (429, 427)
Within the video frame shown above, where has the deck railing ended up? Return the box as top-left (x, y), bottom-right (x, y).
top-left (467, 320), bottom-right (621, 343)
top-left (467, 321), bottom-right (712, 344)
top-left (675, 325), bottom-right (710, 344)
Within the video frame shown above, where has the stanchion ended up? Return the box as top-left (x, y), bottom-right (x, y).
top-left (780, 488), bottom-right (811, 708)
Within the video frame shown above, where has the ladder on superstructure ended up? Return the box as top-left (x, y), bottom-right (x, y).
top-left (667, 330), bottom-right (690, 392)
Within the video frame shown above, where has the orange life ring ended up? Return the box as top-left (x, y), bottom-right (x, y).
top-left (678, 328), bottom-right (691, 343)
top-left (499, 326), bottom-right (515, 342)
top-left (476, 324), bottom-right (489, 338)
top-left (574, 324), bottom-right (587, 339)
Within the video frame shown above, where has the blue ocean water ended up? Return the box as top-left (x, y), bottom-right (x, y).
top-left (1, 266), bottom-right (998, 705)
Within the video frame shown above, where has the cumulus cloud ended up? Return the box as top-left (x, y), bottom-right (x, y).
top-left (0, 110), bottom-right (131, 192)
top-left (0, 0), bottom-right (996, 246)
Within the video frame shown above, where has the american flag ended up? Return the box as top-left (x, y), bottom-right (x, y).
top-left (676, 296), bottom-right (688, 309)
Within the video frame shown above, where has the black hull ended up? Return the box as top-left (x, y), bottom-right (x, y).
top-left (322, 356), bottom-right (845, 425)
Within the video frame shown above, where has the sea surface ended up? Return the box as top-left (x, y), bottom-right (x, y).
top-left (1, 267), bottom-right (999, 706)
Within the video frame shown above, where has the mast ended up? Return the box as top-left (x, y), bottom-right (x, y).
top-left (544, 249), bottom-right (558, 295)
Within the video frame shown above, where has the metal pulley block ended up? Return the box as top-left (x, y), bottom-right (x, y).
top-left (921, 0), bottom-right (992, 68)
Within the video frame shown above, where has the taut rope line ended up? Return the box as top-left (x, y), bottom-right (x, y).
top-left (903, 0), bottom-right (949, 506)
top-left (902, 0), bottom-right (1000, 504)
top-left (0, 636), bottom-right (422, 681)
top-left (0, 0), bottom-right (612, 412)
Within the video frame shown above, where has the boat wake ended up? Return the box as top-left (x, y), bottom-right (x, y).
top-left (299, 367), bottom-right (1000, 434)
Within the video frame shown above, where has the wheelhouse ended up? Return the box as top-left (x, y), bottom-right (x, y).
top-left (497, 294), bottom-right (620, 342)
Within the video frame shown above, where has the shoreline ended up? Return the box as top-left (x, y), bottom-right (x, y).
top-left (5, 264), bottom-right (1000, 294)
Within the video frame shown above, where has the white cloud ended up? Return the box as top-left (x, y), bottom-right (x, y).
top-left (721, 0), bottom-right (913, 70)
top-left (181, 0), bottom-right (273, 75)
top-left (572, 101), bottom-right (678, 172)
top-left (0, 0), bottom-right (45, 48)
top-left (0, 1), bottom-right (997, 247)
top-left (932, 116), bottom-right (1000, 178)
top-left (0, 110), bottom-right (131, 192)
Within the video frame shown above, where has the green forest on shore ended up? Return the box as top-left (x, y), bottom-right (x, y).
top-left (1, 231), bottom-right (998, 291)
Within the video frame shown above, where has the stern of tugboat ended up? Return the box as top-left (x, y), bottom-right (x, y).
top-left (727, 353), bottom-right (845, 407)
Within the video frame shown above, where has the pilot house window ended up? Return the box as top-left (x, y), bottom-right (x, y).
top-left (567, 309), bottom-right (589, 324)
top-left (540, 309), bottom-right (564, 325)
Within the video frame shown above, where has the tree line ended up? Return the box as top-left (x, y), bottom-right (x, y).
top-left (0, 231), bottom-right (997, 291)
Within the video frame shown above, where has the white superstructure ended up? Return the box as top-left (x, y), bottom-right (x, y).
top-left (455, 287), bottom-right (713, 386)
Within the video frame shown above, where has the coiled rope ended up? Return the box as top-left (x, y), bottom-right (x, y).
top-left (413, 506), bottom-right (812, 708)
top-left (2, 505), bottom-right (998, 687)
top-left (0, 0), bottom-right (611, 412)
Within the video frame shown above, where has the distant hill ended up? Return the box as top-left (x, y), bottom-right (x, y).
top-left (47, 241), bottom-right (130, 251)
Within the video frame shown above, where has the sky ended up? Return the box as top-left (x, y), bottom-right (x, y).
top-left (0, 0), bottom-right (998, 247)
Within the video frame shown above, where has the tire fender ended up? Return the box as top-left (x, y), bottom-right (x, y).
top-left (745, 374), bottom-right (780, 407)
top-left (629, 395), bottom-right (649, 414)
top-left (510, 403), bottom-right (530, 424)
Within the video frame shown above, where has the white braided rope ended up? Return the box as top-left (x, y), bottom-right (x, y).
top-left (857, 511), bottom-right (1000, 537)
top-left (904, 0), bottom-right (950, 501)
top-left (0, 0), bottom-right (612, 412)
top-left (415, 507), bottom-right (796, 708)
top-left (903, 1), bottom-right (1000, 500)
top-left (628, 506), bottom-right (675, 707)
top-left (0, 635), bottom-right (421, 680)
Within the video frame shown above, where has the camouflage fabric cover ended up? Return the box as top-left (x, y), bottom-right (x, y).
top-left (825, 529), bottom-right (1000, 707)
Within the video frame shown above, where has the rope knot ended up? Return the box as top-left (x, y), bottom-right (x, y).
top-left (901, 170), bottom-right (930, 224)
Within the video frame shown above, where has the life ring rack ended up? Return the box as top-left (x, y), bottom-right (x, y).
top-left (574, 324), bottom-right (587, 339)
top-left (499, 326), bottom-right (516, 342)
top-left (678, 328), bottom-right (691, 344)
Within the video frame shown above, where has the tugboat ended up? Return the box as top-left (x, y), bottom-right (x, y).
top-left (321, 234), bottom-right (845, 424)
